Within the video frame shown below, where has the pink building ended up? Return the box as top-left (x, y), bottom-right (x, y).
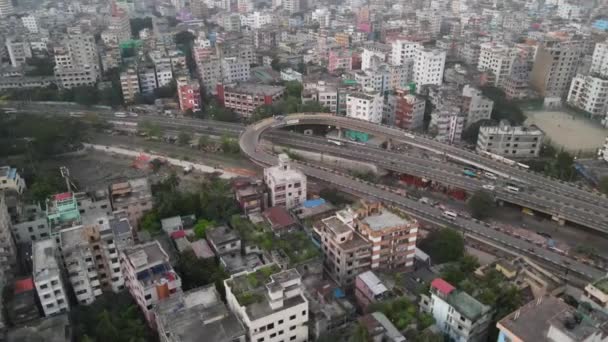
top-left (328, 49), bottom-right (353, 74)
top-left (121, 241), bottom-right (182, 324)
top-left (354, 270), bottom-right (389, 312)
top-left (177, 76), bottom-right (201, 112)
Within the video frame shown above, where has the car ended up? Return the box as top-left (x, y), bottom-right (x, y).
top-left (482, 184), bottom-right (495, 191)
top-left (483, 172), bottom-right (498, 180)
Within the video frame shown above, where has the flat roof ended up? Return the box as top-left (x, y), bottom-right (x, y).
top-left (322, 216), bottom-right (351, 235)
top-left (33, 239), bottom-right (59, 281)
top-left (448, 290), bottom-right (491, 322)
top-left (6, 313), bottom-right (71, 342)
top-left (207, 225), bottom-right (240, 245)
top-left (358, 271), bottom-right (388, 296)
top-left (225, 82), bottom-right (284, 96)
top-left (361, 210), bottom-right (411, 231)
top-left (593, 277), bottom-right (608, 294)
top-left (498, 296), bottom-right (570, 341)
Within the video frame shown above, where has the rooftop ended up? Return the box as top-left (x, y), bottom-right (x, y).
top-left (263, 206), bottom-right (296, 230)
top-left (322, 216), bottom-right (352, 235)
top-left (32, 239), bottom-right (59, 282)
top-left (6, 313), bottom-right (71, 342)
top-left (497, 297), bottom-right (573, 341)
top-left (207, 225), bottom-right (240, 245)
top-left (225, 82), bottom-right (285, 96)
top-left (360, 210), bottom-right (412, 231)
top-left (358, 271), bottom-right (388, 296)
top-left (447, 290), bottom-right (491, 322)
top-left (592, 277), bottom-right (608, 294)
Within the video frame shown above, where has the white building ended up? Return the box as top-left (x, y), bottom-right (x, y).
top-left (241, 11), bottom-right (274, 29)
top-left (476, 121), bottom-right (544, 158)
top-left (121, 240), bottom-right (182, 323)
top-left (461, 85), bottom-right (494, 126)
top-left (477, 42), bottom-right (517, 87)
top-left (414, 47), bottom-right (446, 86)
top-left (155, 63), bottom-right (173, 87)
top-left (224, 266), bottom-right (309, 342)
top-left (222, 57), bottom-right (251, 84)
top-left (0, 0), bottom-right (13, 18)
top-left (138, 67), bottom-right (158, 94)
top-left (53, 34), bottom-right (100, 88)
top-left (21, 15), bottom-right (39, 33)
top-left (264, 154), bottom-right (307, 209)
top-left (354, 69), bottom-right (389, 94)
top-left (120, 68), bottom-right (141, 103)
top-left (346, 91), bottom-right (384, 123)
top-left (361, 44), bottom-right (390, 71)
top-left (0, 166), bottom-right (26, 194)
top-left (557, 2), bottom-right (582, 20)
top-left (391, 40), bottom-right (420, 66)
top-left (281, 68), bottom-right (303, 82)
top-left (431, 108), bottom-right (464, 144)
top-left (420, 278), bottom-right (492, 342)
top-left (107, 13), bottom-right (132, 44)
top-left (5, 38), bottom-right (32, 68)
top-left (581, 277), bottom-right (608, 313)
top-left (567, 74), bottom-right (608, 118)
top-left (283, 0), bottom-right (300, 14)
top-left (33, 239), bottom-right (70, 316)
top-left (591, 41), bottom-right (608, 78)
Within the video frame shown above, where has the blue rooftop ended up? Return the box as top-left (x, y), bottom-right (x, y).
top-left (303, 199), bottom-right (326, 208)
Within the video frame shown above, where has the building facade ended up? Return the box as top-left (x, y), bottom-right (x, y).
top-left (263, 154), bottom-right (307, 210)
top-left (0, 166), bottom-right (26, 194)
top-left (393, 90), bottom-right (426, 130)
top-left (32, 239), bottom-right (70, 317)
top-left (476, 121), bottom-right (544, 158)
top-left (414, 47), bottom-right (446, 86)
top-left (346, 91), bottom-right (383, 123)
top-left (177, 76), bottom-right (202, 112)
top-left (216, 83), bottom-right (285, 118)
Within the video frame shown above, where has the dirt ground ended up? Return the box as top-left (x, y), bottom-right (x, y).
top-left (525, 109), bottom-right (607, 154)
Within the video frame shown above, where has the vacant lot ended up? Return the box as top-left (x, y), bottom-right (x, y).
top-left (525, 109), bottom-right (607, 154)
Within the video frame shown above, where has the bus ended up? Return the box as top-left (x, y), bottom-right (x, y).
top-left (443, 211), bottom-right (457, 220)
top-left (506, 185), bottom-right (520, 193)
top-left (114, 112), bottom-right (128, 118)
top-left (463, 169), bottom-right (477, 178)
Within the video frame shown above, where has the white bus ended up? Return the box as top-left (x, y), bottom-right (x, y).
top-left (443, 211), bottom-right (458, 220)
top-left (483, 171), bottom-right (497, 180)
top-left (114, 112), bottom-right (127, 118)
top-left (506, 185), bottom-right (520, 193)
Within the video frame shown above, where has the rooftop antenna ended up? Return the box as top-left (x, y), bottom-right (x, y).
top-left (59, 166), bottom-right (78, 193)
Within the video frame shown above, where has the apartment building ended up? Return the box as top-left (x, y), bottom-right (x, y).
top-left (108, 12), bottom-right (132, 44)
top-left (11, 203), bottom-right (49, 243)
top-left (109, 178), bottom-right (153, 230)
top-left (414, 47), bottom-right (446, 86)
top-left (530, 39), bottom-right (581, 98)
top-left (263, 154), bottom-right (306, 210)
top-left (391, 40), bottom-right (420, 66)
top-left (224, 266), bottom-right (309, 342)
top-left (221, 57), bottom-right (250, 84)
top-left (346, 91), bottom-right (383, 123)
top-left (497, 296), bottom-right (608, 342)
top-left (354, 69), bottom-right (389, 94)
top-left (420, 278), bottom-right (493, 342)
top-left (393, 89), bottom-right (426, 130)
top-left (206, 225), bottom-right (241, 256)
top-left (476, 121), bottom-right (544, 158)
top-left (0, 0), bottom-right (14, 18)
top-left (0, 166), bottom-right (26, 194)
top-left (216, 83), bottom-right (285, 118)
top-left (567, 74), bottom-right (608, 118)
top-left (122, 241), bottom-right (182, 323)
top-left (197, 55), bottom-right (222, 90)
top-left (313, 209), bottom-right (372, 286)
top-left (361, 43), bottom-right (390, 70)
top-left (590, 41), bottom-right (608, 78)
top-left (477, 42), bottom-right (517, 87)
top-left (154, 284), bottom-right (247, 342)
top-left (354, 271), bottom-right (389, 311)
top-left (21, 15), bottom-right (39, 33)
top-left (461, 85), bottom-right (494, 127)
top-left (32, 239), bottom-right (69, 316)
top-left (55, 65), bottom-right (99, 88)
top-left (0, 193), bottom-right (16, 287)
top-left (177, 76), bottom-right (202, 112)
top-left (283, 0), bottom-right (300, 14)
top-left (328, 49), bottom-right (352, 74)
top-left (301, 80), bottom-right (341, 114)
top-left (354, 200), bottom-right (417, 270)
top-left (431, 109), bottom-right (465, 144)
top-left (53, 34), bottom-right (100, 88)
top-left (5, 38), bottom-right (32, 68)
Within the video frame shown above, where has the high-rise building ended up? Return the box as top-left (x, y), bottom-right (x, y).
top-left (530, 39), bottom-right (581, 98)
top-left (0, 193), bottom-right (16, 288)
top-left (221, 57), bottom-right (250, 83)
top-left (176, 76), bottom-right (202, 112)
top-left (0, 0), bottom-right (14, 18)
top-left (361, 43), bottom-right (390, 70)
top-left (431, 108), bottom-right (465, 144)
top-left (21, 15), bottom-right (39, 33)
top-left (263, 154), bottom-right (307, 209)
top-left (567, 74), bottom-right (608, 118)
top-left (414, 47), bottom-right (446, 86)
top-left (283, 0), bottom-right (300, 13)
top-left (461, 85), bottom-right (494, 127)
top-left (121, 241), bottom-right (182, 323)
top-left (5, 38), bottom-right (32, 68)
top-left (138, 66), bottom-right (158, 94)
top-left (346, 91), bottom-right (384, 123)
top-left (477, 42), bottom-right (517, 87)
top-left (32, 239), bottom-right (70, 317)
top-left (391, 40), bottom-right (420, 66)
top-left (393, 89), bottom-right (426, 130)
top-left (590, 41), bottom-right (608, 78)
top-left (476, 121), bottom-right (544, 158)
top-left (53, 34), bottom-right (100, 88)
top-left (120, 68), bottom-right (141, 103)
top-left (108, 11), bottom-right (132, 44)
top-left (224, 266), bottom-right (309, 342)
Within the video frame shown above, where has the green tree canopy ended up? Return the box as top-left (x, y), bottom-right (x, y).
top-left (177, 131), bottom-right (192, 146)
top-left (467, 190), bottom-right (495, 219)
top-left (193, 219), bottom-right (214, 238)
top-left (418, 228), bottom-right (465, 264)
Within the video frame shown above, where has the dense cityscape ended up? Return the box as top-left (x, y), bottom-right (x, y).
top-left (2, 0), bottom-right (608, 341)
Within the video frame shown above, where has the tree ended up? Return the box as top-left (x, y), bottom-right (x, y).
top-left (417, 228), bottom-right (465, 264)
top-left (175, 250), bottom-right (229, 293)
top-left (467, 190), bottom-right (495, 219)
top-left (140, 210), bottom-right (161, 233)
top-left (600, 176), bottom-right (608, 195)
top-left (351, 323), bottom-right (370, 342)
top-left (193, 219), bottom-right (214, 238)
top-left (220, 136), bottom-right (240, 154)
top-left (270, 58), bottom-right (282, 71)
top-left (462, 119), bottom-right (494, 145)
top-left (129, 17), bottom-right (152, 38)
top-left (73, 85), bottom-right (99, 106)
top-left (285, 80), bottom-right (303, 98)
top-left (138, 120), bottom-right (163, 137)
top-left (177, 131), bottom-right (192, 146)
top-left (198, 135), bottom-right (211, 148)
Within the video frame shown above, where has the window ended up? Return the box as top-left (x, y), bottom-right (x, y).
top-left (257, 339), bottom-right (264, 342)
top-left (302, 310), bottom-right (306, 316)
top-left (40, 284), bottom-right (48, 289)
top-left (290, 315), bottom-right (296, 320)
top-left (278, 319), bottom-right (284, 324)
top-left (290, 337), bottom-right (296, 341)
top-left (145, 294), bottom-right (152, 300)
top-left (267, 323), bottom-right (274, 330)
top-left (270, 333), bottom-right (277, 338)
top-left (289, 326), bottom-right (296, 331)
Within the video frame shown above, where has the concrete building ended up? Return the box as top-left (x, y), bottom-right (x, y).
top-left (461, 85), bottom-right (494, 126)
top-left (108, 12), bottom-right (132, 44)
top-left (476, 121), bottom-right (544, 158)
top-left (233, 178), bottom-right (267, 215)
top-left (431, 109), bottom-right (465, 144)
top-left (313, 209), bottom-right (372, 286)
top-left (359, 312), bottom-right (406, 342)
top-left (530, 39), bottom-right (581, 98)
top-left (283, 0), bottom-right (300, 14)
top-left (0, 193), bottom-right (16, 289)
top-left (120, 68), bottom-right (141, 103)
top-left (420, 278), bottom-right (492, 342)
top-left (477, 42), bottom-right (517, 87)
top-left (591, 41), bottom-right (608, 78)
top-left (497, 296), bottom-right (608, 342)
top-left (557, 2), bottom-right (582, 20)
top-left (121, 240), bottom-right (182, 323)
top-left (393, 89), bottom-right (426, 130)
top-left (354, 69), bottom-right (389, 94)
top-left (156, 63), bottom-right (173, 87)
top-left (217, 83), bottom-right (285, 118)
top-left (361, 43), bottom-right (390, 71)
top-left (32, 239), bottom-right (69, 316)
top-left (55, 65), bottom-right (98, 88)
top-left (414, 47), bottom-right (446, 86)
top-left (0, 0), bottom-right (14, 17)
top-left (354, 271), bottom-right (389, 311)
top-left (109, 178), bottom-right (153, 230)
top-left (138, 67), bottom-right (158, 94)
top-left (327, 49), bottom-right (352, 74)
top-left (391, 40), bottom-right (420, 66)
top-left (0, 166), bottom-right (26, 194)
top-left (177, 76), bottom-right (202, 112)
top-left (222, 57), bottom-right (250, 84)
top-left (21, 15), bottom-right (39, 33)
top-left (581, 277), bottom-right (608, 313)
top-left (7, 277), bottom-right (41, 325)
top-left (5, 38), bottom-right (32, 68)
top-left (354, 200), bottom-right (417, 270)
top-left (53, 34), bottom-right (100, 88)
top-left (567, 74), bottom-right (608, 118)
top-left (224, 266), bottom-right (309, 342)
top-left (6, 313), bottom-right (72, 342)
top-left (263, 154), bottom-right (306, 209)
top-left (206, 225), bottom-right (241, 256)
top-left (346, 91), bottom-right (383, 123)
top-left (281, 68), bottom-right (303, 82)
top-left (154, 284), bottom-right (247, 342)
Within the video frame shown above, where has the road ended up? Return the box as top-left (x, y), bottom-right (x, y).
top-left (239, 115), bottom-right (605, 282)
